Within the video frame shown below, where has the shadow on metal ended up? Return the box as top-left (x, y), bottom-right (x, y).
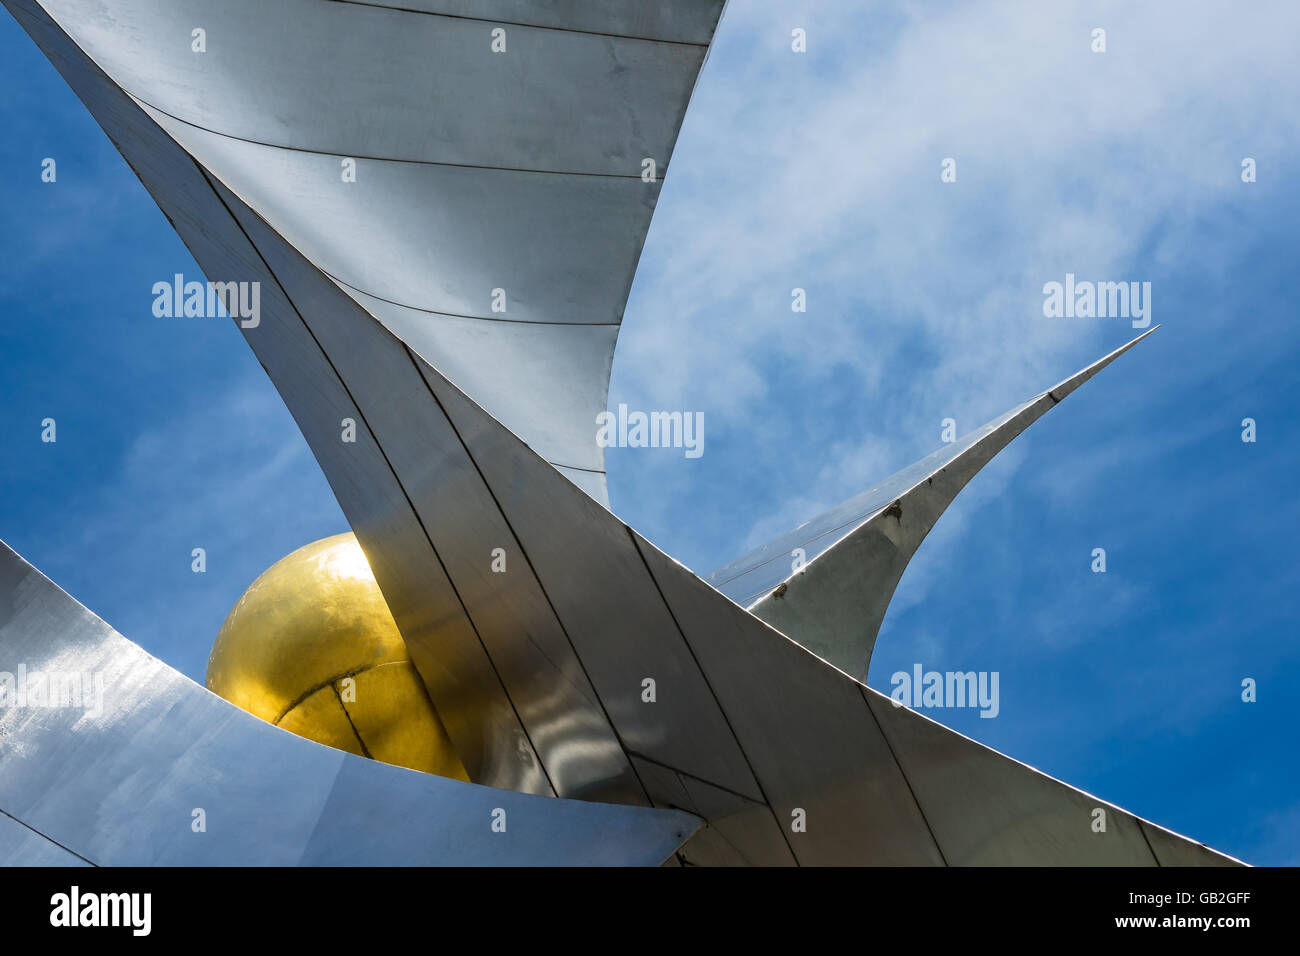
top-left (3, 0), bottom-right (1243, 866)
top-left (0, 538), bottom-right (700, 866)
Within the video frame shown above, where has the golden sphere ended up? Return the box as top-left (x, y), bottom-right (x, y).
top-left (206, 532), bottom-right (467, 780)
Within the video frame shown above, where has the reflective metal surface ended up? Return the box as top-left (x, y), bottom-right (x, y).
top-left (339, 0), bottom-right (725, 43)
top-left (0, 812), bottom-right (90, 866)
top-left (417, 343), bottom-right (1239, 864)
top-left (6, 0), bottom-right (1241, 866)
top-left (0, 538), bottom-right (700, 866)
top-left (862, 689), bottom-right (1240, 866)
top-left (708, 329), bottom-right (1159, 681)
top-left (27, 0), bottom-right (726, 506)
top-left (207, 533), bottom-right (468, 780)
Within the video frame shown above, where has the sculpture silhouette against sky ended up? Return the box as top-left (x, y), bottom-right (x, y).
top-left (0, 0), bottom-right (1245, 865)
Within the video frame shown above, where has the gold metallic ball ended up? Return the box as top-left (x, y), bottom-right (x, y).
top-left (206, 532), bottom-right (467, 780)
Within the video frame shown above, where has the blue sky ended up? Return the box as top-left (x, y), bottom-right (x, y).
top-left (2, 0), bottom-right (1296, 864)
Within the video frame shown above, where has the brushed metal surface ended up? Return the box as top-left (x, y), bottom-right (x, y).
top-left (0, 812), bottom-right (91, 866)
top-left (337, 286), bottom-right (619, 476)
top-left (710, 329), bottom-right (1160, 681)
top-left (418, 345), bottom-right (1237, 864)
top-left (863, 689), bottom-right (1241, 866)
top-left (135, 117), bottom-right (660, 327)
top-left (29, 0), bottom-right (725, 506)
top-left (0, 538), bottom-right (700, 866)
top-left (335, 0), bottom-right (726, 43)
top-left (5, 0), bottom-right (1241, 866)
top-left (34, 0), bottom-right (709, 170)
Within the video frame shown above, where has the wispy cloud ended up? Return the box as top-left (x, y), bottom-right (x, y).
top-left (613, 0), bottom-right (1300, 573)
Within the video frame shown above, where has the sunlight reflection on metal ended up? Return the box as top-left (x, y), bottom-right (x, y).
top-left (0, 538), bottom-right (700, 866)
top-left (0, 0), bottom-right (1243, 867)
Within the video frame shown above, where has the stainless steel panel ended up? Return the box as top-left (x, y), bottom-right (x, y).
top-left (0, 812), bottom-right (91, 866)
top-left (344, 0), bottom-right (726, 44)
top-left (36, 0), bottom-right (708, 172)
top-left (635, 533), bottom-right (945, 865)
top-left (727, 330), bottom-right (1160, 680)
top-left (1139, 820), bottom-right (1243, 867)
top-left (627, 756), bottom-right (795, 867)
top-left (219, 181), bottom-right (644, 805)
top-left (0, 538), bottom-right (700, 866)
top-left (863, 688), bottom-right (1239, 866)
top-left (423, 365), bottom-right (770, 801)
top-left (704, 403), bottom-right (1034, 607)
top-left (6, 0), bottom-right (555, 794)
top-left (139, 112), bottom-right (659, 326)
top-left (32, 0), bottom-right (720, 507)
top-left (9, 0), bottom-right (635, 800)
top-left (342, 287), bottom-right (617, 475)
top-left (672, 775), bottom-right (798, 867)
top-left (554, 465), bottom-right (611, 508)
top-left (7, 0), bottom-right (1241, 868)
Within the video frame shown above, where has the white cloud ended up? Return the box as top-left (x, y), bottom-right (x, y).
top-left (612, 0), bottom-right (1300, 577)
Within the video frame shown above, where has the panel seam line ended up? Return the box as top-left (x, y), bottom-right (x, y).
top-left (859, 686), bottom-right (950, 866)
top-left (629, 532), bottom-right (802, 866)
top-left (198, 164), bottom-right (559, 798)
top-left (0, 805), bottom-right (98, 866)
top-left (325, 0), bottom-right (713, 48)
top-left (406, 347), bottom-right (656, 807)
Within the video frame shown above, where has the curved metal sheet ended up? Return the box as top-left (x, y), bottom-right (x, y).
top-left (338, 285), bottom-right (618, 477)
top-left (711, 329), bottom-right (1159, 680)
top-left (1138, 819), bottom-right (1242, 867)
top-left (134, 112), bottom-right (657, 327)
top-left (27, 0), bottom-right (726, 505)
top-left (7, 0), bottom-right (1240, 866)
top-left (34, 0), bottom-right (710, 170)
top-left (411, 313), bottom-right (1237, 865)
top-left (862, 689), bottom-right (1243, 866)
top-left (339, 1), bottom-right (726, 44)
top-left (0, 812), bottom-right (91, 866)
top-left (0, 538), bottom-right (700, 866)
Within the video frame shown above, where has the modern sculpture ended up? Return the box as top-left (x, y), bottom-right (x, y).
top-left (0, 0), bottom-right (1243, 865)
